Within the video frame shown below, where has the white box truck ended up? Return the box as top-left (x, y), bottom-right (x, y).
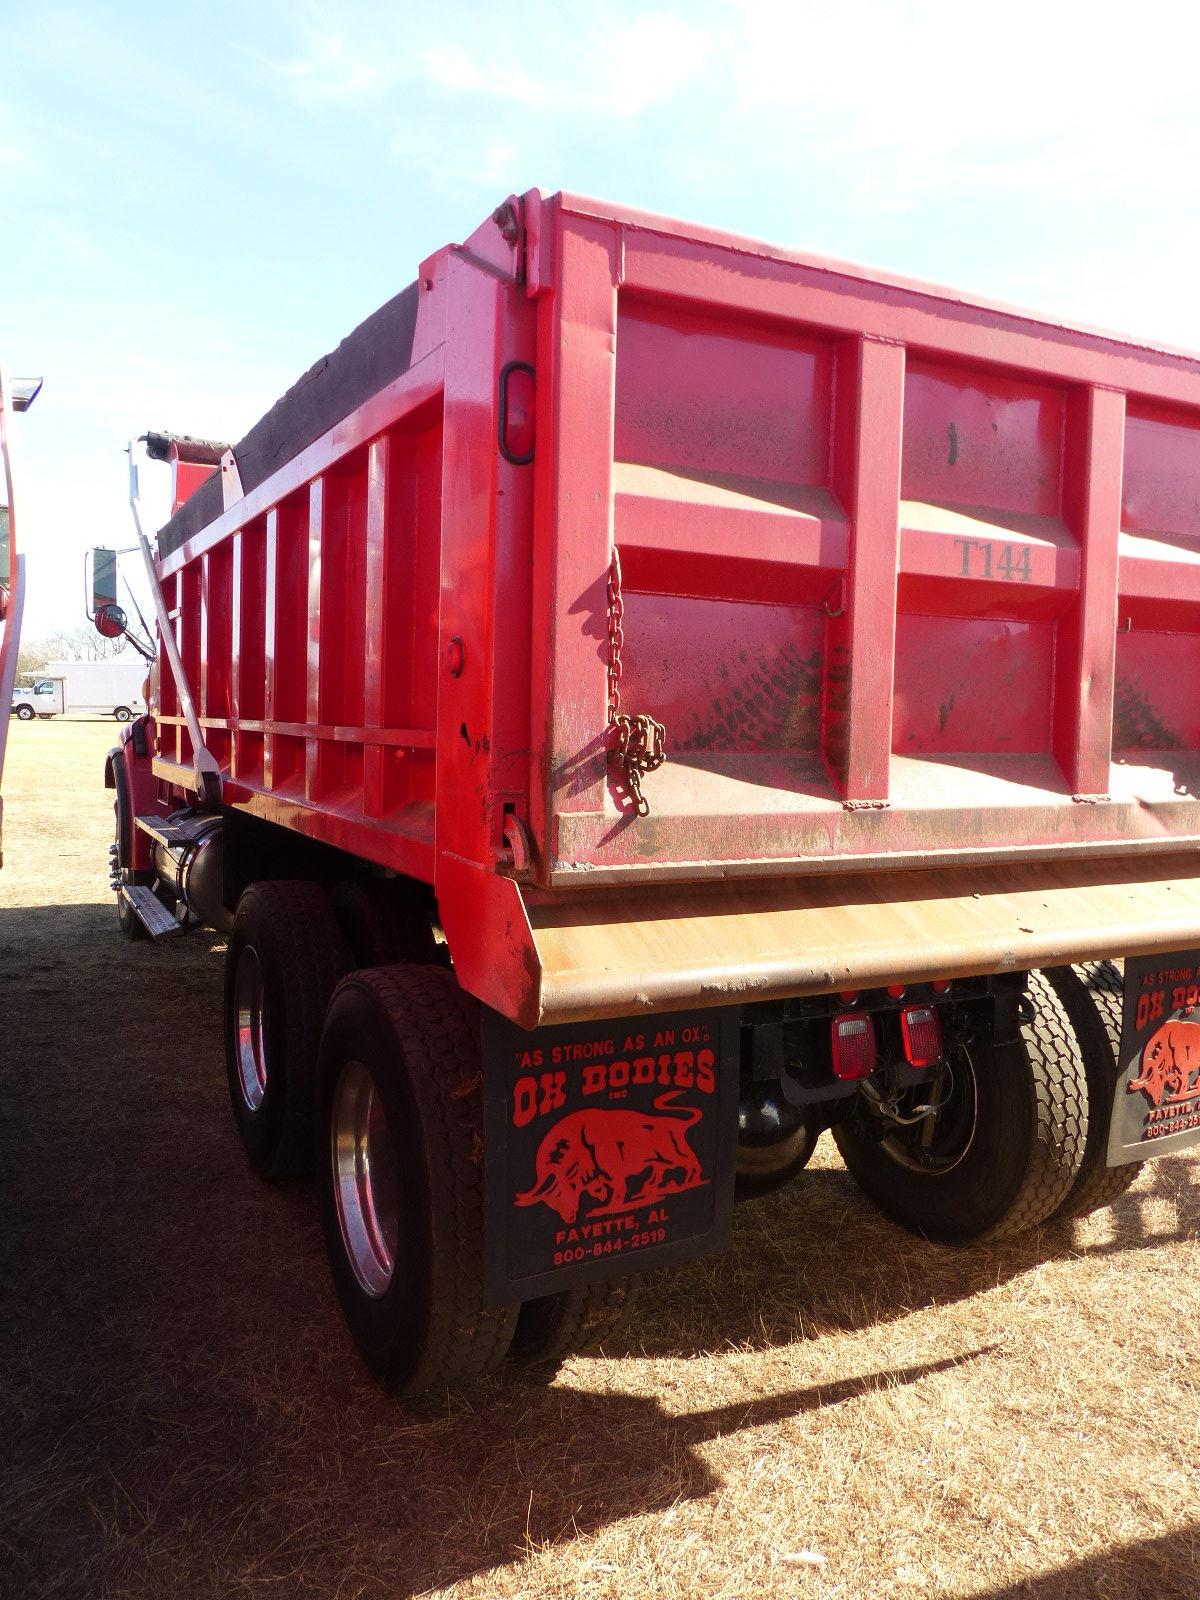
top-left (11, 657), bottom-right (146, 722)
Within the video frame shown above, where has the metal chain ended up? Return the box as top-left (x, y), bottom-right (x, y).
top-left (606, 546), bottom-right (625, 723)
top-left (606, 546), bottom-right (666, 817)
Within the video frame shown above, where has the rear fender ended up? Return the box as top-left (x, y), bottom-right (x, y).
top-left (105, 721), bottom-right (157, 873)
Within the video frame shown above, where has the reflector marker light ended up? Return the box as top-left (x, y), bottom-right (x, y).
top-left (900, 1004), bottom-right (944, 1068)
top-left (499, 361), bottom-right (535, 464)
top-left (831, 1012), bottom-right (877, 1079)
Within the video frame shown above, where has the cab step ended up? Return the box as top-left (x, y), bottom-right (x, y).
top-left (119, 883), bottom-right (181, 939)
top-left (134, 812), bottom-right (211, 849)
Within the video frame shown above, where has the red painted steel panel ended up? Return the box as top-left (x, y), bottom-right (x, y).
top-left (893, 614), bottom-right (1053, 755)
top-left (614, 299), bottom-right (833, 487)
top-left (150, 189), bottom-right (1200, 993)
top-left (1123, 405), bottom-right (1200, 540)
top-left (902, 360), bottom-right (1065, 520)
top-left (620, 592), bottom-right (825, 754)
top-left (830, 337), bottom-right (905, 802)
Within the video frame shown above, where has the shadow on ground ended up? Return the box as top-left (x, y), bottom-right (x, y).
top-left (2, 904), bottom-right (1199, 1596)
top-left (962, 1526), bottom-right (1200, 1600)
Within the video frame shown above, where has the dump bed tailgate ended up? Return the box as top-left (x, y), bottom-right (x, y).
top-left (533, 193), bottom-right (1200, 887)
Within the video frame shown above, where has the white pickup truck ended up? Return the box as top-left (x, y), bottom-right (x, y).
top-left (11, 657), bottom-right (147, 722)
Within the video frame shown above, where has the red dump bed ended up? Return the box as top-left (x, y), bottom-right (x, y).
top-left (152, 191), bottom-right (1200, 1025)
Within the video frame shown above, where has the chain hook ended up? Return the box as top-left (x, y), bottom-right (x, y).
top-left (605, 546), bottom-right (666, 816)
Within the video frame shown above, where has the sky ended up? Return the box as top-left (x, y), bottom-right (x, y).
top-left (5, 0), bottom-right (1200, 636)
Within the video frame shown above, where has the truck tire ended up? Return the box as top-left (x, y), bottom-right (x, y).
top-left (331, 877), bottom-right (439, 969)
top-left (315, 965), bottom-right (518, 1395)
top-left (114, 706), bottom-right (133, 722)
top-left (1042, 962), bottom-right (1143, 1220)
top-left (832, 971), bottom-right (1088, 1243)
top-left (15, 704), bottom-right (33, 721)
top-left (509, 1278), bottom-right (639, 1373)
top-left (224, 881), bottom-right (350, 1179)
top-left (734, 1093), bottom-right (820, 1200)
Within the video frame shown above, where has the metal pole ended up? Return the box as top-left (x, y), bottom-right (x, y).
top-left (127, 440), bottom-right (221, 804)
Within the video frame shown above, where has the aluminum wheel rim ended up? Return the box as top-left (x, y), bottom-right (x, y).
top-left (332, 1059), bottom-right (400, 1299)
top-left (233, 944), bottom-right (268, 1112)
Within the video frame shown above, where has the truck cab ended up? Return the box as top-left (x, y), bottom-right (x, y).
top-left (11, 677), bottom-right (64, 720)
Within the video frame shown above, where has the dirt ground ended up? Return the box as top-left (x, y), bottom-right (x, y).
top-left (2, 718), bottom-right (1199, 1600)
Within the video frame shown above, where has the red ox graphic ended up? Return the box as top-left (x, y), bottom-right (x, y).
top-left (1129, 1019), bottom-right (1200, 1107)
top-left (515, 1092), bottom-right (705, 1224)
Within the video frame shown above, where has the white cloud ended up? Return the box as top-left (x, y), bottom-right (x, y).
top-left (0, 100), bottom-right (40, 181)
top-left (422, 44), bottom-right (551, 106)
top-left (391, 126), bottom-right (525, 198)
top-left (724, 0), bottom-right (1200, 212)
top-left (275, 6), bottom-right (713, 117)
top-left (276, 22), bottom-right (396, 104)
top-left (269, 0), bottom-right (1200, 221)
top-left (605, 12), bottom-right (713, 115)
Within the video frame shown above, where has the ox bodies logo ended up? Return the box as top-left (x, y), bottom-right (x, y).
top-left (482, 1007), bottom-right (738, 1301)
top-left (1110, 952), bottom-right (1200, 1166)
top-left (515, 1092), bottom-right (706, 1223)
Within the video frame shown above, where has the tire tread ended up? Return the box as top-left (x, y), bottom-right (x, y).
top-left (509, 1277), bottom-right (639, 1371)
top-left (1043, 961), bottom-right (1142, 1220)
top-left (987, 969), bottom-right (1089, 1239)
top-left (224, 880), bottom-right (348, 1177)
top-left (323, 966), bottom-right (518, 1394)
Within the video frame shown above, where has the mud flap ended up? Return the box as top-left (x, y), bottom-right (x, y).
top-left (481, 1006), bottom-right (739, 1304)
top-left (1111, 950), bottom-right (1200, 1165)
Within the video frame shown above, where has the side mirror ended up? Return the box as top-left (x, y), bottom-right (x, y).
top-left (94, 602), bottom-right (129, 640)
top-left (91, 546), bottom-right (118, 615)
top-left (11, 378), bottom-right (42, 413)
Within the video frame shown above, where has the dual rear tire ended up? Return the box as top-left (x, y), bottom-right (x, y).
top-left (315, 967), bottom-right (518, 1393)
top-left (221, 878), bottom-right (1133, 1386)
top-left (222, 882), bottom-right (634, 1396)
top-left (1041, 961), bottom-right (1143, 1220)
top-left (223, 881), bottom-right (349, 1177)
top-left (833, 971), bottom-right (1089, 1243)
top-left (834, 964), bottom-right (1140, 1242)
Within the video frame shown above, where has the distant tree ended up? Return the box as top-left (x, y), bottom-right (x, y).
top-left (39, 624), bottom-right (131, 663)
top-left (15, 638), bottom-right (50, 677)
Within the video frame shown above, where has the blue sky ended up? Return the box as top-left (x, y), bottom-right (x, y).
top-left (4, 0), bottom-right (1200, 635)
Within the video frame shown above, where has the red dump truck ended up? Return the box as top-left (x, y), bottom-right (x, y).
top-left (103, 191), bottom-right (1200, 1395)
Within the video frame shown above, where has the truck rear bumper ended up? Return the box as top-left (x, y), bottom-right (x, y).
top-left (440, 854), bottom-right (1200, 1029)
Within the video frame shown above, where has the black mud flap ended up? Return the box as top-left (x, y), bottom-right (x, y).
top-left (481, 1006), bottom-right (739, 1304)
top-left (1111, 951), bottom-right (1200, 1165)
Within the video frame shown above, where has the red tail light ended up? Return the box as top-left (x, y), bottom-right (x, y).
top-left (831, 1012), bottom-right (877, 1079)
top-left (900, 1004), bottom-right (943, 1068)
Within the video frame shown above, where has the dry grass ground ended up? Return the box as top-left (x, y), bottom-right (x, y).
top-left (1, 718), bottom-right (1199, 1600)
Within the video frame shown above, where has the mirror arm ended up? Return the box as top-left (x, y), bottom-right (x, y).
top-left (127, 440), bottom-right (221, 806)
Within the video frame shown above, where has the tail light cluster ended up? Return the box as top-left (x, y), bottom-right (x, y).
top-left (899, 1004), bottom-right (943, 1067)
top-left (831, 1013), bottom-right (876, 1079)
top-left (829, 997), bottom-right (945, 1079)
